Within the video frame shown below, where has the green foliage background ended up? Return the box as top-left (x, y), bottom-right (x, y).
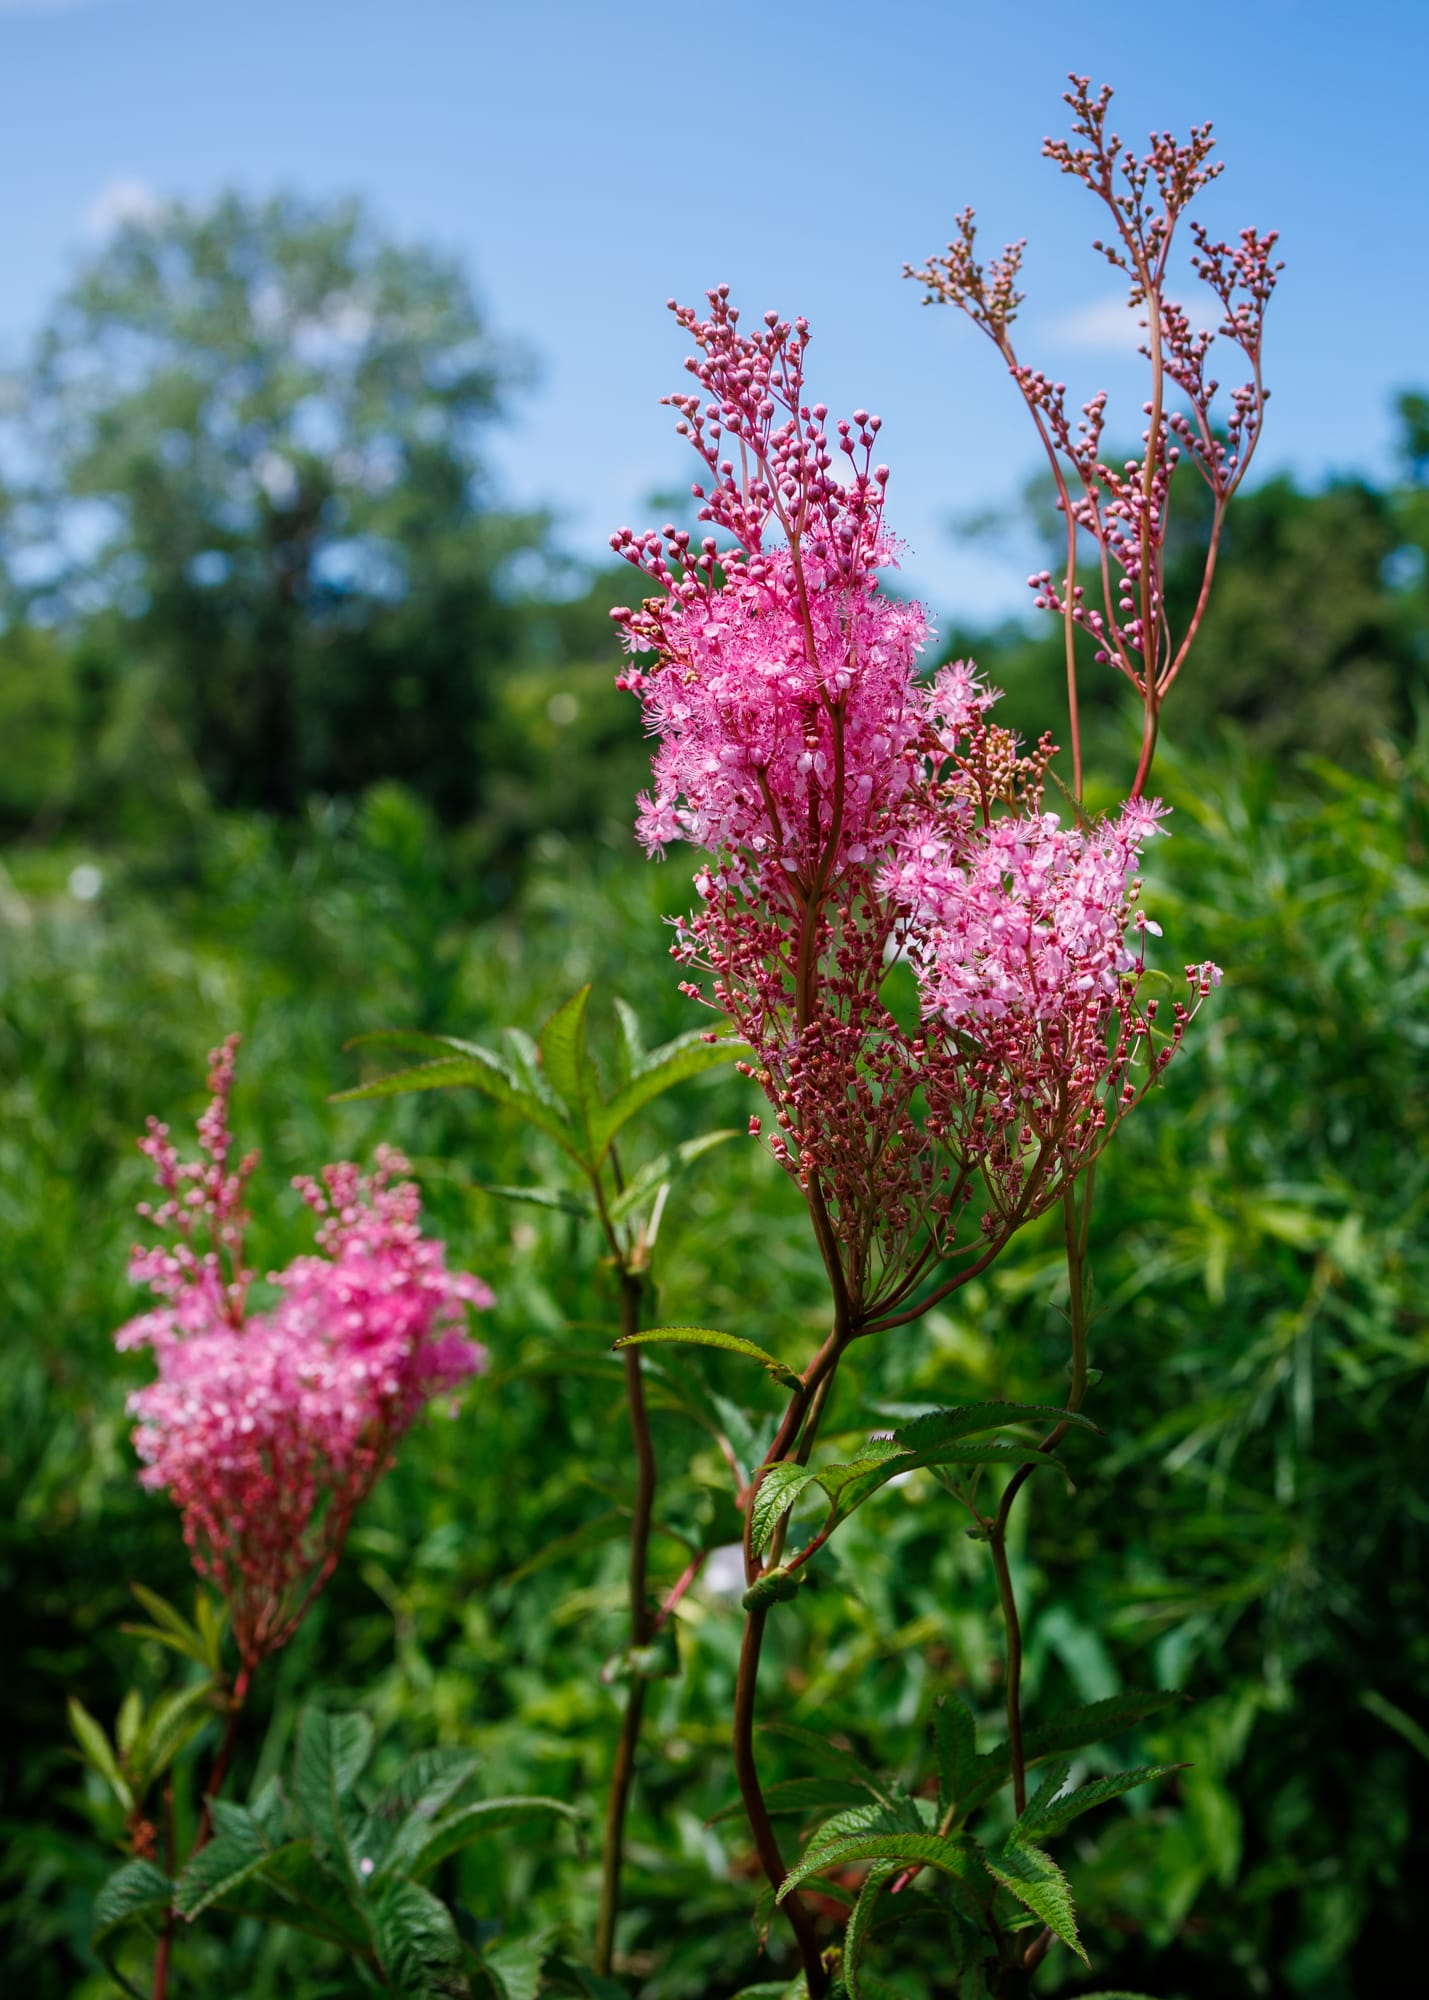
top-left (2, 194), bottom-right (1427, 2000)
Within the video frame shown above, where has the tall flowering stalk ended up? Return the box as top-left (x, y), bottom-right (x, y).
top-left (612, 76), bottom-right (1269, 1996)
top-left (115, 1033), bottom-right (490, 1994)
top-left (907, 74), bottom-right (1279, 801)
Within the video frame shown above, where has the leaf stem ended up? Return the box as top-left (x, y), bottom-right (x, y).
top-left (594, 1272), bottom-right (656, 1977)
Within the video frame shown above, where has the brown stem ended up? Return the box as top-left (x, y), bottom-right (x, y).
top-left (983, 1171), bottom-right (1097, 1823)
top-left (732, 1606), bottom-right (829, 1997)
top-left (152, 1777), bottom-right (176, 2000)
top-left (193, 1666), bottom-right (250, 1854)
top-left (986, 1522), bottom-right (1027, 1815)
top-left (594, 1276), bottom-right (656, 1977)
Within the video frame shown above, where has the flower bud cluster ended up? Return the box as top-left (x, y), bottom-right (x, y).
top-left (117, 1041), bottom-right (490, 1668)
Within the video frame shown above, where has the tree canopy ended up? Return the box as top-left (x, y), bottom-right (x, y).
top-left (5, 191), bottom-right (537, 818)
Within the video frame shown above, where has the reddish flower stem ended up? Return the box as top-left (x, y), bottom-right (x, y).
top-left (594, 1278), bottom-right (656, 1976)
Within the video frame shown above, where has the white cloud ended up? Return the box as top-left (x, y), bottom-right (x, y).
top-left (86, 176), bottom-right (164, 236)
top-left (1044, 297), bottom-right (1150, 355)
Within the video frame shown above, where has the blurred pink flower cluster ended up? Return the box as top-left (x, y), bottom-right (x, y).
top-left (117, 1037), bottom-right (490, 1668)
top-left (612, 293), bottom-right (1217, 1319)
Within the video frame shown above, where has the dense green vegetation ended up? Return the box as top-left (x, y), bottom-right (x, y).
top-left (2, 194), bottom-right (1426, 1999)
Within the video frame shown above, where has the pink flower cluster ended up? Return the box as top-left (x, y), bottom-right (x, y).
top-left (613, 294), bottom-right (1218, 1324)
top-left (117, 1038), bottom-right (490, 1668)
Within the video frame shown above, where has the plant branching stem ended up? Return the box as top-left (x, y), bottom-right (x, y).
top-left (731, 1321), bottom-right (849, 1997)
top-left (983, 1167), bottom-right (1096, 1825)
top-left (732, 1606), bottom-right (829, 1997)
top-left (193, 1665), bottom-right (250, 1855)
top-left (594, 1273), bottom-right (655, 1977)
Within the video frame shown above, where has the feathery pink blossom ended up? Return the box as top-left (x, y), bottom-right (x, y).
top-left (613, 293), bottom-right (1218, 1321)
top-left (117, 1038), bottom-right (490, 1669)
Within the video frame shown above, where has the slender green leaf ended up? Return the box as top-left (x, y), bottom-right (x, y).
top-left (813, 1438), bottom-right (1070, 1531)
top-left (611, 996), bottom-right (647, 1084)
top-left (614, 1324), bottom-right (802, 1389)
top-left (537, 985), bottom-right (597, 1153)
top-left (751, 1462), bottom-right (820, 1555)
top-left (933, 1695), bottom-right (978, 1818)
top-left (982, 1839), bottom-right (1086, 1963)
top-left (778, 1831), bottom-right (977, 1901)
top-left (958, 1690), bottom-right (1184, 1818)
top-left (1018, 1763), bottom-right (1183, 1841)
top-left (407, 1796), bottom-right (582, 1877)
top-left (590, 1030), bottom-right (750, 1160)
top-left (890, 1404), bottom-right (1103, 1451)
top-left (471, 1181), bottom-right (592, 1218)
top-left (136, 1679), bottom-right (216, 1784)
top-left (1021, 1760), bottom-right (1072, 1830)
top-left (336, 1039), bottom-right (579, 1161)
top-left (842, 1861), bottom-right (898, 2000)
top-left (116, 1689), bottom-right (143, 1759)
top-left (604, 1128), bottom-right (740, 1225)
top-left (68, 1696), bottom-right (133, 1811)
top-left (194, 1591), bottom-right (228, 1673)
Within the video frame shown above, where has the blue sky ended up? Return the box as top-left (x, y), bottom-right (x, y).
top-left (2, 0), bottom-right (1424, 623)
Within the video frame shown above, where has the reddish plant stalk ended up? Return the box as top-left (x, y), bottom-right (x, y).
top-left (594, 1276), bottom-right (657, 1976)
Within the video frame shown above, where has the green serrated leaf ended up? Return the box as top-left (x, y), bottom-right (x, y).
top-left (69, 1696), bottom-right (133, 1811)
top-left (1021, 1760), bottom-right (1073, 1830)
top-left (750, 1462), bottom-right (820, 1556)
top-left (933, 1695), bottom-right (978, 1819)
top-left (174, 1805), bottom-right (277, 1919)
top-left (292, 1710), bottom-right (373, 1874)
top-left (611, 996), bottom-right (647, 1085)
top-left (1018, 1763), bottom-right (1183, 1841)
top-left (407, 1797), bottom-right (583, 1877)
top-left (982, 1839), bottom-right (1087, 1964)
top-left (604, 1128), bottom-right (740, 1226)
top-left (481, 1933), bottom-right (546, 2000)
top-left (891, 1403), bottom-right (1103, 1451)
top-left (538, 985), bottom-right (597, 1152)
top-left (91, 1857), bottom-right (172, 1994)
top-left (590, 1030), bottom-right (750, 1161)
top-left (779, 1831), bottom-right (976, 1902)
top-left (613, 1324), bottom-right (802, 1389)
top-left (373, 1876), bottom-right (467, 1997)
top-left (958, 1691), bottom-right (1184, 1819)
top-left (336, 1040), bottom-right (579, 1163)
top-left (815, 1437), bottom-right (1069, 1531)
top-left (215, 1839), bottom-right (373, 1951)
top-left (842, 1861), bottom-right (898, 2000)
top-left (472, 1181), bottom-right (593, 1218)
top-left (362, 1748), bottom-right (483, 1876)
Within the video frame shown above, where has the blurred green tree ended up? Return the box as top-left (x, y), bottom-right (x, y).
top-left (6, 191), bottom-right (539, 820)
